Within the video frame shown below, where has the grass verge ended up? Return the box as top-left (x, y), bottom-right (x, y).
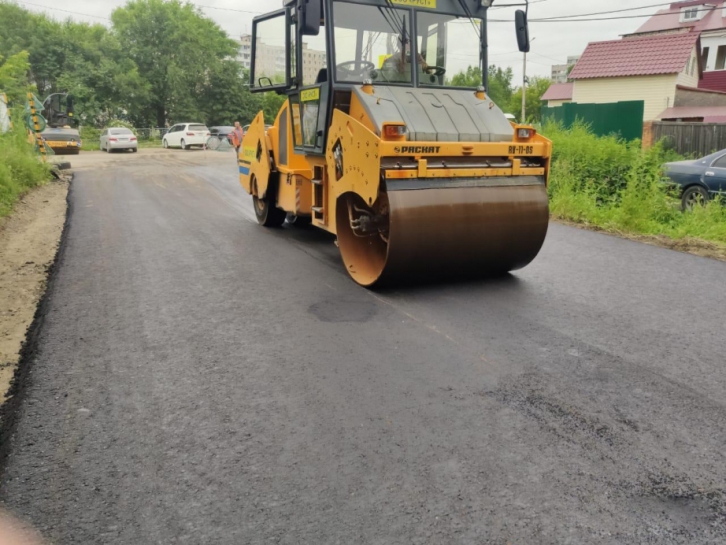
top-left (545, 122), bottom-right (726, 249)
top-left (0, 124), bottom-right (51, 218)
top-left (80, 125), bottom-right (163, 151)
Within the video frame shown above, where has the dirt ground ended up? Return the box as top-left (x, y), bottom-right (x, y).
top-left (0, 181), bottom-right (68, 402)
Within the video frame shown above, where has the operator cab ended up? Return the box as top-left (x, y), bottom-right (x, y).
top-left (249, 0), bottom-right (529, 154)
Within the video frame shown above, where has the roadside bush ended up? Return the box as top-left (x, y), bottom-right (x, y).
top-left (546, 121), bottom-right (637, 204)
top-left (544, 123), bottom-right (726, 245)
top-left (79, 125), bottom-right (100, 151)
top-left (106, 119), bottom-right (135, 131)
top-left (0, 121), bottom-right (51, 217)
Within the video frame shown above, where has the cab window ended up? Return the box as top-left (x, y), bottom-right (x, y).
top-left (415, 12), bottom-right (482, 87)
top-left (252, 12), bottom-right (288, 89)
top-left (301, 29), bottom-right (327, 86)
top-left (333, 2), bottom-right (413, 85)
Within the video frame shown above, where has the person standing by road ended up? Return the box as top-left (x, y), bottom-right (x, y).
top-left (231, 121), bottom-right (244, 155)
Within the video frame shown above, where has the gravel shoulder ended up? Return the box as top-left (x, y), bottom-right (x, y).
top-left (0, 180), bottom-right (68, 402)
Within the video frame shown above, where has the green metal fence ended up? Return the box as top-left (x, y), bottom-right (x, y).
top-left (542, 101), bottom-right (645, 141)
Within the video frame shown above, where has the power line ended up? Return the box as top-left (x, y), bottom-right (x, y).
top-left (193, 4), bottom-right (261, 15)
top-left (19, 1), bottom-right (111, 21)
top-left (491, 4), bottom-right (719, 23)
top-left (18, 0), bottom-right (262, 21)
top-left (534, 6), bottom-right (715, 23)
top-left (490, 0), bottom-right (550, 10)
top-left (530, 51), bottom-right (565, 63)
top-left (532, 2), bottom-right (672, 21)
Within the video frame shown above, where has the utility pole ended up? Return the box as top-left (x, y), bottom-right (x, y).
top-left (522, 51), bottom-right (527, 123)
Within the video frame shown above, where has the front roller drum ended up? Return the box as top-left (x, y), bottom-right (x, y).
top-left (336, 182), bottom-right (550, 287)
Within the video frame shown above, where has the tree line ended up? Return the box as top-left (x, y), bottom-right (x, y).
top-left (0, 0), bottom-right (284, 128)
top-left (451, 66), bottom-right (552, 123)
top-left (0, 0), bottom-right (550, 129)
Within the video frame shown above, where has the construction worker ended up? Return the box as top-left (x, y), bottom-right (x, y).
top-left (231, 121), bottom-right (243, 154)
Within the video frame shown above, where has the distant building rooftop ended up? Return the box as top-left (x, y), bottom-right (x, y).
top-left (631, 1), bottom-right (726, 35)
top-left (541, 83), bottom-right (574, 101)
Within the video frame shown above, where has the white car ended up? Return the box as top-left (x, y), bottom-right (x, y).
top-left (162, 123), bottom-right (211, 150)
top-left (100, 127), bottom-right (137, 153)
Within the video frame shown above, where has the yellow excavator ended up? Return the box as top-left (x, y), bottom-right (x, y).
top-left (240, 0), bottom-right (551, 287)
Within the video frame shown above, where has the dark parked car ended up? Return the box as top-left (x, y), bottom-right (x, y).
top-left (209, 126), bottom-right (235, 144)
top-left (664, 150), bottom-right (726, 210)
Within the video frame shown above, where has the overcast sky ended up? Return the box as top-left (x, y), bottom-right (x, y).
top-left (17, 0), bottom-right (665, 83)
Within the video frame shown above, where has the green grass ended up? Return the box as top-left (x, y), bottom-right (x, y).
top-left (138, 139), bottom-right (162, 149)
top-left (79, 125), bottom-right (163, 151)
top-left (544, 122), bottom-right (726, 246)
top-left (0, 124), bottom-right (51, 217)
top-left (81, 141), bottom-right (100, 151)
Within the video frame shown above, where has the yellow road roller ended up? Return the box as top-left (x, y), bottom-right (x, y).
top-left (240, 0), bottom-right (551, 287)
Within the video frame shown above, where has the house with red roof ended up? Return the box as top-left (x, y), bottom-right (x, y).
top-left (627, 1), bottom-right (726, 92)
top-left (541, 83), bottom-right (573, 108)
top-left (568, 33), bottom-right (708, 121)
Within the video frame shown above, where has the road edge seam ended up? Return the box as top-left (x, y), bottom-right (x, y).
top-left (0, 177), bottom-right (74, 481)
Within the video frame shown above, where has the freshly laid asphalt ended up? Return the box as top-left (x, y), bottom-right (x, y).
top-left (1, 149), bottom-right (725, 544)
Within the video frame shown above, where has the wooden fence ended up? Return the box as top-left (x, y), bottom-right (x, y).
top-left (651, 122), bottom-right (726, 157)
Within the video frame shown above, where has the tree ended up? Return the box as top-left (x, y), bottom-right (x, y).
top-left (450, 65), bottom-right (514, 110)
top-left (488, 66), bottom-right (515, 111)
top-left (54, 21), bottom-right (149, 126)
top-left (509, 77), bottom-right (551, 123)
top-left (200, 65), bottom-right (262, 126)
top-left (111, 0), bottom-right (239, 127)
top-left (261, 93), bottom-right (286, 124)
top-left (0, 51), bottom-right (33, 103)
top-left (0, 4), bottom-right (146, 126)
top-left (451, 65), bottom-right (483, 88)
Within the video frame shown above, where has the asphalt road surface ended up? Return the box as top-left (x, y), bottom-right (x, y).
top-left (1, 149), bottom-right (725, 544)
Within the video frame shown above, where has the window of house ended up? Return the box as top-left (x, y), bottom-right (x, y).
top-left (716, 45), bottom-right (726, 70)
top-left (702, 46), bottom-right (710, 68)
top-left (682, 7), bottom-right (699, 21)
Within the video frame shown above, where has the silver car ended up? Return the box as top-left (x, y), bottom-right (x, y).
top-left (100, 127), bottom-right (138, 153)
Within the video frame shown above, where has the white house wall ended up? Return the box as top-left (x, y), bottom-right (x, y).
top-left (572, 74), bottom-right (679, 121)
top-left (546, 100), bottom-right (571, 108)
top-left (677, 48), bottom-right (700, 87)
top-left (700, 32), bottom-right (726, 71)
